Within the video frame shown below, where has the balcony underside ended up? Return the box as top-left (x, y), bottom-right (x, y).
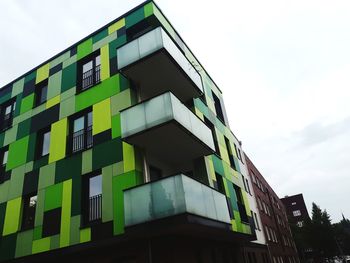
top-left (123, 120), bottom-right (213, 167)
top-left (121, 49), bottom-right (202, 102)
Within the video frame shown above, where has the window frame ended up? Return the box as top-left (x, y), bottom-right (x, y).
top-left (0, 98), bottom-right (16, 131)
top-left (21, 193), bottom-right (37, 231)
top-left (36, 127), bottom-right (51, 159)
top-left (82, 170), bottom-right (102, 225)
top-left (77, 51), bottom-right (101, 93)
top-left (34, 80), bottom-right (49, 107)
top-left (0, 146), bottom-right (9, 183)
top-left (68, 109), bottom-right (93, 154)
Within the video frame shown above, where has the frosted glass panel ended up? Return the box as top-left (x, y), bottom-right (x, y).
top-left (118, 39), bottom-right (140, 68)
top-left (139, 27), bottom-right (163, 58)
top-left (124, 174), bottom-right (230, 227)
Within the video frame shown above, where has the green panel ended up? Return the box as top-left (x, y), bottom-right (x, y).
top-left (80, 228), bottom-right (91, 243)
top-left (102, 165), bottom-right (113, 222)
top-left (59, 96), bottom-right (75, 119)
top-left (49, 118), bottom-right (68, 163)
top-left (33, 226), bottom-right (42, 240)
top-left (0, 92), bottom-right (11, 105)
top-left (25, 71), bottom-right (36, 83)
top-left (82, 149), bottom-right (92, 175)
top-left (100, 44), bottom-right (110, 81)
top-left (110, 89), bottom-right (132, 115)
top-left (125, 6), bottom-right (145, 28)
top-left (17, 118), bottom-right (31, 139)
top-left (69, 215), bottom-right (81, 245)
top-left (50, 51), bottom-right (70, 68)
top-left (61, 63), bottom-right (77, 92)
top-left (0, 203), bottom-right (6, 236)
top-left (144, 2), bottom-right (154, 17)
top-left (47, 71), bottom-right (62, 100)
top-left (38, 163), bottom-right (55, 190)
top-left (12, 78), bottom-right (25, 97)
top-left (7, 135), bottom-right (29, 171)
top-left (112, 170), bottom-right (142, 235)
top-left (212, 155), bottom-right (224, 176)
top-left (3, 125), bottom-right (18, 146)
top-left (0, 234), bottom-right (17, 261)
top-left (92, 138), bottom-right (122, 171)
top-left (122, 142), bottom-right (135, 173)
top-left (60, 179), bottom-right (72, 248)
top-left (109, 35), bottom-right (127, 58)
top-left (7, 165), bottom-right (26, 200)
top-left (92, 28), bottom-right (108, 43)
top-left (32, 237), bottom-right (50, 254)
top-left (44, 183), bottom-right (63, 211)
top-left (111, 114), bottom-right (121, 139)
top-left (0, 181), bottom-right (10, 204)
top-left (36, 63), bottom-right (50, 84)
top-left (15, 229), bottom-right (33, 258)
top-left (77, 38), bottom-right (93, 60)
top-left (2, 197), bottom-right (22, 236)
top-left (26, 133), bottom-right (37, 163)
top-left (92, 98), bottom-right (111, 135)
top-left (50, 234), bottom-right (60, 250)
top-left (34, 189), bottom-right (45, 227)
top-left (75, 74), bottom-right (120, 112)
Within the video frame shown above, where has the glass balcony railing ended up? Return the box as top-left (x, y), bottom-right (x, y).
top-left (120, 92), bottom-right (215, 165)
top-left (124, 174), bottom-right (231, 227)
top-left (117, 27), bottom-right (203, 102)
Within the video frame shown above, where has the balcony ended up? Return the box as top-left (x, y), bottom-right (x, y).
top-left (124, 174), bottom-right (231, 227)
top-left (120, 92), bottom-right (215, 168)
top-left (117, 27), bottom-right (203, 102)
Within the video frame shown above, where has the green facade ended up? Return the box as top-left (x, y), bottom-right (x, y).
top-left (0, 1), bottom-right (253, 261)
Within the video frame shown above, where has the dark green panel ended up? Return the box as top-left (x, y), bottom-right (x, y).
top-left (0, 202), bottom-right (6, 236)
top-left (109, 35), bottom-right (127, 59)
top-left (17, 118), bottom-right (32, 140)
top-left (33, 155), bottom-right (49, 171)
top-left (55, 153), bottom-right (82, 184)
top-left (61, 63), bottom-right (77, 93)
top-left (0, 234), bottom-right (17, 261)
top-left (26, 133), bottom-right (37, 163)
top-left (92, 138), bottom-right (122, 171)
top-left (119, 73), bottom-right (130, 92)
top-left (125, 7), bottom-right (145, 28)
top-left (92, 29), bottom-right (108, 43)
top-left (14, 94), bottom-right (22, 117)
top-left (24, 71), bottom-right (36, 83)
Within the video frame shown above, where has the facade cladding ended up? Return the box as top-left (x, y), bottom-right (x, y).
top-left (0, 1), bottom-right (269, 262)
top-left (245, 155), bottom-right (299, 263)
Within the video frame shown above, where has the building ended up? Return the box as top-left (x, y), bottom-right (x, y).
top-left (281, 194), bottom-right (310, 228)
top-left (0, 1), bottom-right (268, 262)
top-left (245, 154), bottom-right (299, 263)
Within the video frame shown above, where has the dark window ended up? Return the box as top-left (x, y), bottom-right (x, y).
top-left (69, 111), bottom-right (93, 153)
top-left (149, 166), bottom-right (162, 181)
top-left (42, 208), bottom-right (61, 237)
top-left (204, 117), bottom-right (220, 155)
top-left (238, 148), bottom-right (244, 163)
top-left (78, 53), bottom-right (101, 92)
top-left (224, 137), bottom-right (236, 170)
top-left (0, 147), bottom-right (8, 182)
top-left (35, 81), bottom-right (48, 106)
top-left (212, 92), bottom-right (225, 123)
top-left (215, 173), bottom-right (225, 194)
top-left (245, 178), bottom-right (251, 194)
top-left (83, 172), bottom-right (102, 224)
top-left (36, 128), bottom-right (50, 158)
top-left (254, 212), bottom-right (260, 230)
top-left (233, 184), bottom-right (249, 223)
top-left (21, 194), bottom-right (37, 230)
top-left (0, 99), bottom-right (16, 131)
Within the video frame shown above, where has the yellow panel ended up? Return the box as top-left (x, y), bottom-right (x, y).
top-left (122, 142), bottom-right (135, 172)
top-left (49, 118), bottom-right (68, 163)
top-left (108, 18), bottom-right (125, 35)
top-left (100, 45), bottom-right (110, 81)
top-left (2, 197), bottom-right (22, 236)
top-left (60, 179), bottom-right (72, 248)
top-left (46, 95), bottom-right (60, 109)
top-left (36, 63), bottom-right (50, 84)
top-left (92, 98), bottom-right (111, 135)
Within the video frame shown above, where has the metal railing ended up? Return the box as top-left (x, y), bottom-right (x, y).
top-left (72, 126), bottom-right (93, 153)
top-left (1, 112), bottom-right (13, 131)
top-left (89, 194), bottom-right (102, 222)
top-left (81, 65), bottom-right (101, 91)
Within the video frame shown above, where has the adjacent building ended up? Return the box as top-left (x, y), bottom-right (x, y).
top-left (281, 194), bottom-right (310, 228)
top-left (245, 154), bottom-right (299, 263)
top-left (0, 1), bottom-right (269, 262)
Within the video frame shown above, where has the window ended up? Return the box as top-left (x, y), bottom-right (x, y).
top-left (254, 212), bottom-right (260, 230)
top-left (291, 202), bottom-right (296, 206)
top-left (36, 129), bottom-right (51, 158)
top-left (21, 194), bottom-right (37, 230)
top-left (233, 184), bottom-right (249, 223)
top-left (296, 221), bottom-right (304, 227)
top-left (83, 172), bottom-right (102, 224)
top-left (70, 111), bottom-right (93, 153)
top-left (292, 210), bottom-right (301, 217)
top-left (204, 117), bottom-right (220, 155)
top-left (0, 99), bottom-right (16, 131)
top-left (212, 92), bottom-right (225, 122)
top-left (245, 178), bottom-right (251, 194)
top-left (78, 53), bottom-right (101, 92)
top-left (0, 147), bottom-right (9, 183)
top-left (35, 81), bottom-right (48, 106)
top-left (224, 137), bottom-right (236, 170)
top-left (215, 173), bottom-right (225, 194)
top-left (265, 225), bottom-right (271, 241)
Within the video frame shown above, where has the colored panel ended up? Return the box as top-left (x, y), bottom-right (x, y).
top-left (102, 165), bottom-right (113, 222)
top-left (80, 228), bottom-right (91, 243)
top-left (61, 63), bottom-right (77, 92)
top-left (77, 38), bottom-right (93, 60)
top-left (46, 95), bottom-right (60, 109)
top-left (125, 7), bottom-right (145, 28)
top-left (47, 71), bottom-right (62, 100)
top-left (100, 44), bottom-right (110, 81)
top-left (7, 136), bottom-right (29, 171)
top-left (108, 18), bottom-right (125, 34)
top-left (15, 230), bottom-right (33, 258)
top-left (3, 197), bottom-right (22, 236)
top-left (32, 237), bottom-right (50, 254)
top-left (111, 114), bottom-right (121, 138)
top-left (20, 94), bottom-right (33, 114)
top-left (122, 142), bottom-right (135, 173)
top-left (44, 183), bottom-right (63, 211)
top-left (144, 2), bottom-right (154, 17)
top-left (92, 98), bottom-right (111, 135)
top-left (59, 96), bottom-right (75, 119)
top-left (76, 74), bottom-right (120, 111)
top-left (12, 78), bottom-right (25, 97)
top-left (49, 118), bottom-right (68, 163)
top-left (7, 165), bottom-right (26, 200)
top-left (60, 179), bottom-right (72, 248)
top-left (82, 149), bottom-right (92, 174)
top-left (92, 28), bottom-right (108, 43)
top-left (36, 63), bottom-right (50, 84)
top-left (38, 163), bottom-right (55, 190)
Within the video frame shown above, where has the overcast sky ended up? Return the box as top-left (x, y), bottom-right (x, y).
top-left (0, 0), bottom-right (349, 222)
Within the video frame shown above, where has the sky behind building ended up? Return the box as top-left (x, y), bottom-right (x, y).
top-left (0, 0), bottom-right (349, 222)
